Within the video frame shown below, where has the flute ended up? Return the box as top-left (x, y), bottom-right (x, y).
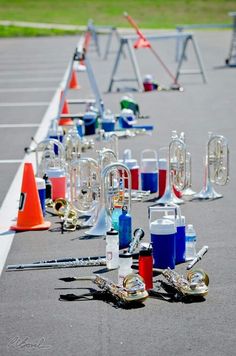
top-left (6, 256), bottom-right (106, 271)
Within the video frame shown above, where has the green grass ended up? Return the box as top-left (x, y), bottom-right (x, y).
top-left (0, 0), bottom-right (235, 37)
top-left (0, 25), bottom-right (79, 37)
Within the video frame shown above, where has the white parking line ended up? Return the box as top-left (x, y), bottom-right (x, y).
top-left (0, 70), bottom-right (63, 76)
top-left (0, 88), bottom-right (56, 93)
top-left (0, 123), bottom-right (39, 128)
top-left (0, 160), bottom-right (23, 163)
top-left (0, 64), bottom-right (68, 275)
top-left (0, 77), bottom-right (60, 83)
top-left (0, 102), bottom-right (49, 107)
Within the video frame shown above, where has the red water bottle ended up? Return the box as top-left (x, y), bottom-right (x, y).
top-left (138, 243), bottom-right (153, 290)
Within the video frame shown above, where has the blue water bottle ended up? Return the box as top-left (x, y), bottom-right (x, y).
top-left (48, 119), bottom-right (64, 155)
top-left (119, 207), bottom-right (132, 249)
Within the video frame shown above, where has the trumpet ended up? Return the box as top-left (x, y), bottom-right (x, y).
top-left (59, 273), bottom-right (149, 306)
top-left (194, 133), bottom-right (229, 200)
top-left (156, 135), bottom-right (186, 205)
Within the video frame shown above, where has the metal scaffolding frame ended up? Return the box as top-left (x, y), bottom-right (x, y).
top-left (107, 33), bottom-right (207, 93)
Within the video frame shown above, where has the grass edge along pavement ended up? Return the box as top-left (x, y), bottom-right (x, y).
top-left (0, 0), bottom-right (235, 37)
top-left (0, 0), bottom-right (234, 28)
top-left (0, 24), bottom-right (81, 37)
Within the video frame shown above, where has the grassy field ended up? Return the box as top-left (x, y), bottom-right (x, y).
top-left (0, 0), bottom-right (235, 37)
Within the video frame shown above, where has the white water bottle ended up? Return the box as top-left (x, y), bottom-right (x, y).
top-left (185, 224), bottom-right (197, 261)
top-left (106, 230), bottom-right (119, 270)
top-left (118, 252), bottom-right (133, 286)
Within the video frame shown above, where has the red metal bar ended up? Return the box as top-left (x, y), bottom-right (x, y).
top-left (123, 12), bottom-right (180, 86)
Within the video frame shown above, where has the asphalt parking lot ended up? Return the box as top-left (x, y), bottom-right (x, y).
top-left (0, 30), bottom-right (236, 356)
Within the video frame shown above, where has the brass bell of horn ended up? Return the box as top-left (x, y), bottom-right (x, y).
top-left (194, 132), bottom-right (229, 200)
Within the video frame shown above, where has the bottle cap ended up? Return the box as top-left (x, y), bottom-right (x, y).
top-left (83, 111), bottom-right (97, 119)
top-left (46, 167), bottom-right (66, 178)
top-left (107, 229), bottom-right (118, 236)
top-left (119, 251), bottom-right (132, 258)
top-left (141, 158), bottom-right (157, 172)
top-left (158, 158), bottom-right (167, 170)
top-left (143, 74), bottom-right (153, 83)
top-left (163, 214), bottom-right (185, 227)
top-left (124, 159), bottom-right (139, 169)
top-left (121, 206), bottom-right (128, 214)
top-left (35, 177), bottom-right (46, 190)
top-left (43, 174), bottom-right (51, 182)
top-left (139, 242), bottom-right (152, 256)
top-left (150, 218), bottom-right (176, 235)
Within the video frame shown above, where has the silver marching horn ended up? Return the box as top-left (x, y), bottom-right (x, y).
top-left (98, 130), bottom-right (119, 159)
top-left (181, 151), bottom-right (196, 197)
top-left (156, 136), bottom-right (187, 205)
top-left (63, 125), bottom-right (82, 162)
top-left (35, 138), bottom-right (65, 177)
top-left (85, 162), bottom-right (131, 236)
top-left (97, 147), bottom-right (118, 170)
top-left (69, 157), bottom-right (100, 226)
top-left (178, 132), bottom-right (196, 197)
top-left (194, 133), bottom-right (229, 200)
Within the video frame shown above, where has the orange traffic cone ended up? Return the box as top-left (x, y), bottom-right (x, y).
top-left (134, 37), bottom-right (151, 49)
top-left (58, 90), bottom-right (73, 126)
top-left (69, 70), bottom-right (80, 89)
top-left (11, 163), bottom-right (51, 231)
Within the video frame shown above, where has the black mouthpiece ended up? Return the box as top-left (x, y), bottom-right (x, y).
top-left (59, 277), bottom-right (76, 282)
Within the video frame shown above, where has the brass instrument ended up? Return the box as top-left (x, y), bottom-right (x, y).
top-left (156, 135), bottom-right (186, 205)
top-left (67, 149), bottom-right (118, 230)
top-left (161, 268), bottom-right (209, 298)
top-left (182, 151), bottom-right (196, 197)
top-left (98, 130), bottom-right (119, 159)
top-left (35, 138), bottom-right (65, 177)
top-left (63, 126), bottom-right (82, 162)
top-left (53, 198), bottom-right (78, 231)
top-left (85, 162), bottom-right (131, 236)
top-left (59, 273), bottom-right (149, 306)
top-left (97, 147), bottom-right (117, 170)
top-left (69, 157), bottom-right (100, 218)
top-left (178, 132), bottom-right (196, 197)
top-left (194, 133), bottom-right (229, 200)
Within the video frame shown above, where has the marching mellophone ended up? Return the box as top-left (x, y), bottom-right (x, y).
top-left (85, 162), bottom-right (131, 236)
top-left (194, 132), bottom-right (229, 200)
top-left (156, 133), bottom-right (187, 205)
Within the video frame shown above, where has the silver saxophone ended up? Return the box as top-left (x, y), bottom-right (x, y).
top-left (60, 273), bottom-right (149, 305)
top-left (161, 268), bottom-right (209, 298)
